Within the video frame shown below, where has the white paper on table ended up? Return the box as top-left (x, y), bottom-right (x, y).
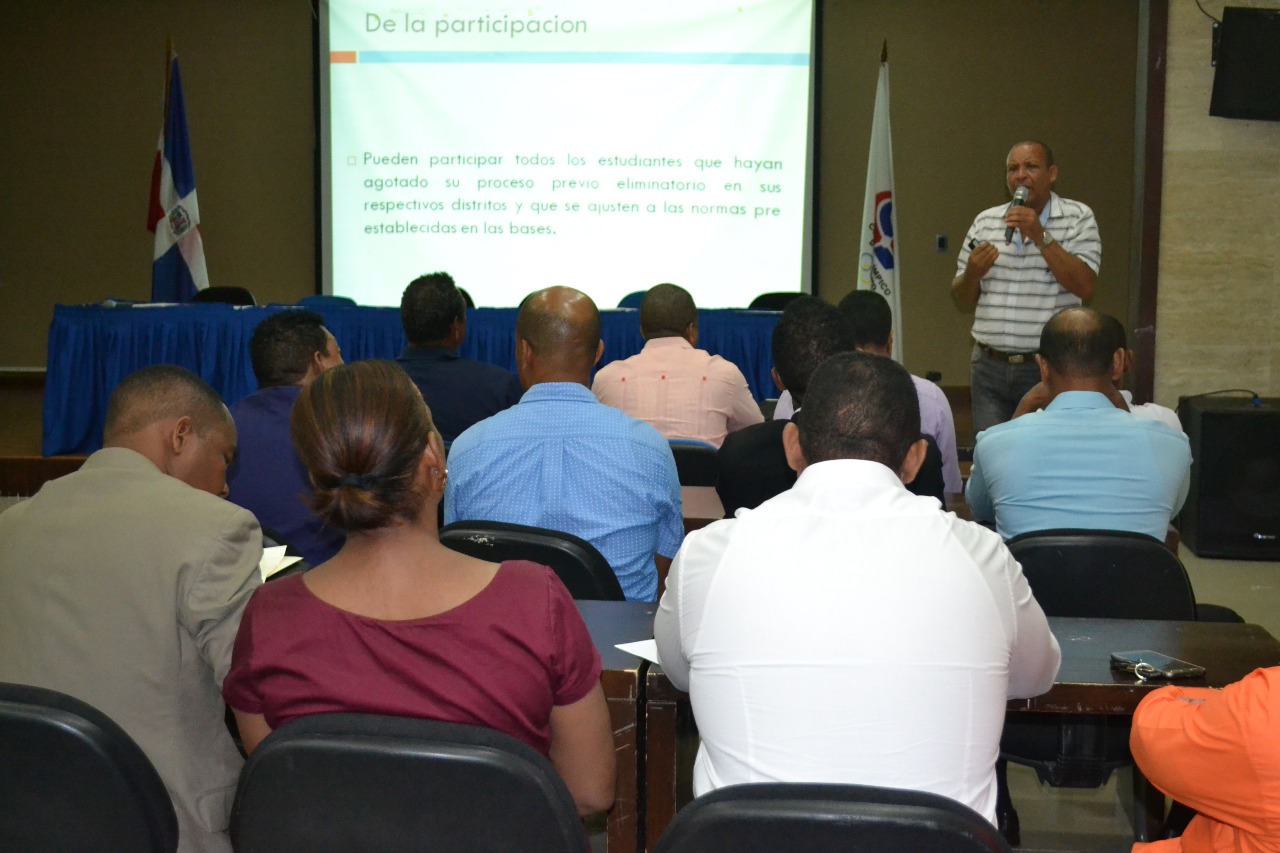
top-left (259, 545), bottom-right (303, 582)
top-left (615, 639), bottom-right (661, 665)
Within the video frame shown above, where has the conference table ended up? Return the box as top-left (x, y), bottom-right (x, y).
top-left (42, 303), bottom-right (780, 456)
top-left (680, 486), bottom-right (724, 532)
top-left (578, 600), bottom-right (655, 853)
top-left (580, 605), bottom-right (1280, 853)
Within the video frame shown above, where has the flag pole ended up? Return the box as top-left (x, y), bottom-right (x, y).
top-left (858, 39), bottom-right (903, 360)
top-left (163, 37), bottom-right (174, 127)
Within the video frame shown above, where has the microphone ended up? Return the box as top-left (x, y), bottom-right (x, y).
top-left (1005, 186), bottom-right (1029, 243)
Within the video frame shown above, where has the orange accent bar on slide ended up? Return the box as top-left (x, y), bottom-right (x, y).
top-left (331, 52), bottom-right (357, 63)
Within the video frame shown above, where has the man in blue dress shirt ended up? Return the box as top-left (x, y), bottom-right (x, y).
top-left (396, 272), bottom-right (522, 442)
top-left (445, 286), bottom-right (684, 602)
top-left (966, 306), bottom-right (1191, 541)
top-left (227, 310), bottom-right (345, 565)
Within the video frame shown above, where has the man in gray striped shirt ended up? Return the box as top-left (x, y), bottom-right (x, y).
top-left (952, 141), bottom-right (1101, 432)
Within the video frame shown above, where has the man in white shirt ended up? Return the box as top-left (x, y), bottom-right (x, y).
top-left (655, 351), bottom-right (1060, 823)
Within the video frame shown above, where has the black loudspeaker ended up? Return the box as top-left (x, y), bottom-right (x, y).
top-left (1178, 396), bottom-right (1280, 560)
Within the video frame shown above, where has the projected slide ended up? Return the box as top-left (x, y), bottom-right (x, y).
top-left (323, 0), bottom-right (815, 307)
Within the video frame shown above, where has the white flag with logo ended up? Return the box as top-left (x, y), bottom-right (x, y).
top-left (858, 48), bottom-right (902, 360)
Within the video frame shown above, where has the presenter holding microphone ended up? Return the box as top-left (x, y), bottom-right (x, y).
top-left (951, 140), bottom-right (1101, 431)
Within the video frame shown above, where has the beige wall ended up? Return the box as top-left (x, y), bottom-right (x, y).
top-left (1155, 0), bottom-right (1280, 407)
top-left (817, 1), bottom-right (1137, 385)
top-left (10, 1), bottom-right (1265, 435)
top-left (0, 1), bottom-right (317, 369)
top-left (0, 0), bottom-right (1138, 386)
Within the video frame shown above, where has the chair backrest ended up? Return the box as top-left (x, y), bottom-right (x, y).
top-left (1006, 528), bottom-right (1197, 620)
top-left (617, 290), bottom-right (646, 309)
top-left (191, 285), bottom-right (256, 305)
top-left (0, 682), bottom-right (178, 853)
top-left (440, 520), bottom-right (625, 601)
top-left (653, 783), bottom-right (1010, 853)
top-left (747, 292), bottom-right (803, 311)
top-left (231, 714), bottom-right (587, 853)
top-left (298, 294), bottom-right (356, 308)
top-left (669, 440), bottom-right (718, 487)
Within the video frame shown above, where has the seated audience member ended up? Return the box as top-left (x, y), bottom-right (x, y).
top-left (966, 307), bottom-right (1191, 541)
top-left (445, 286), bottom-right (683, 602)
top-left (396, 272), bottom-right (523, 442)
top-left (1129, 666), bottom-right (1280, 852)
top-left (837, 290), bottom-right (963, 495)
top-left (228, 309), bottom-right (345, 565)
top-left (1103, 314), bottom-right (1183, 432)
top-left (592, 282), bottom-right (762, 447)
top-left (223, 360), bottom-right (614, 816)
top-left (1011, 314), bottom-right (1183, 434)
top-left (0, 365), bottom-right (263, 853)
top-left (716, 296), bottom-right (946, 516)
top-left (655, 352), bottom-right (1060, 822)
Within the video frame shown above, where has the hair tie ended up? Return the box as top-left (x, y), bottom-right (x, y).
top-left (337, 473), bottom-right (373, 489)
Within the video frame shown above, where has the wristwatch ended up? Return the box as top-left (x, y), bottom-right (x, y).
top-left (1038, 231), bottom-right (1056, 250)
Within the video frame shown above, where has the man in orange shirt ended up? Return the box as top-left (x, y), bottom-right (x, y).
top-left (1130, 666), bottom-right (1280, 851)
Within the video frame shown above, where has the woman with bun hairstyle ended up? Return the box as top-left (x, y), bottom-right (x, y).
top-left (223, 360), bottom-right (615, 815)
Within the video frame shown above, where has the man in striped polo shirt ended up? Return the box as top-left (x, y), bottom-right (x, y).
top-left (951, 141), bottom-right (1101, 432)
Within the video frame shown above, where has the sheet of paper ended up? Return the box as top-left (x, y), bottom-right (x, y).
top-left (615, 639), bottom-right (661, 665)
top-left (259, 546), bottom-right (303, 582)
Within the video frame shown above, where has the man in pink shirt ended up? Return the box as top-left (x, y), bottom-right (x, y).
top-left (593, 283), bottom-right (763, 447)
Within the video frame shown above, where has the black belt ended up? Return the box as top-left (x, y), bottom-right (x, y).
top-left (976, 341), bottom-right (1037, 365)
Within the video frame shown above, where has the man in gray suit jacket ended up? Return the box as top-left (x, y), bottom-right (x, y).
top-left (0, 365), bottom-right (262, 853)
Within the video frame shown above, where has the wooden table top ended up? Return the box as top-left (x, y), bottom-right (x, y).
top-left (645, 617), bottom-right (1280, 712)
top-left (681, 486), bottom-right (724, 532)
top-left (578, 599), bottom-right (655, 674)
top-left (576, 600), bottom-right (656, 853)
top-left (1014, 617), bottom-right (1280, 714)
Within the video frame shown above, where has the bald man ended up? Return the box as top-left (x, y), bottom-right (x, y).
top-left (966, 307), bottom-right (1190, 541)
top-left (445, 286), bottom-right (683, 602)
top-left (0, 365), bottom-right (263, 853)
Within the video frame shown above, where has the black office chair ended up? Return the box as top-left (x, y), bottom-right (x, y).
top-left (191, 285), bottom-right (256, 305)
top-left (440, 520), bottom-right (625, 601)
top-left (617, 290), bottom-right (646, 309)
top-left (653, 783), bottom-right (1010, 853)
top-left (1007, 528), bottom-right (1198, 622)
top-left (998, 528), bottom-right (1201, 844)
top-left (458, 287), bottom-right (475, 308)
top-left (670, 439), bottom-right (718, 487)
top-left (298, 294), bottom-right (356, 308)
top-left (747, 292), bottom-right (803, 311)
top-left (231, 714), bottom-right (587, 853)
top-left (0, 682), bottom-right (178, 853)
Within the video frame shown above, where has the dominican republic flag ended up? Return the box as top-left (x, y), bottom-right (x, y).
top-left (148, 50), bottom-right (209, 302)
top-left (858, 42), bottom-right (902, 360)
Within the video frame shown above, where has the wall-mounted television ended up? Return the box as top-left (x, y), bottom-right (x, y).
top-left (1210, 6), bottom-right (1280, 121)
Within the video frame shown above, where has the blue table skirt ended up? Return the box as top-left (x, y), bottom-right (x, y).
top-left (43, 304), bottom-right (780, 456)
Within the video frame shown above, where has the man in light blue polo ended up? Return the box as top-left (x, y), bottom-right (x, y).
top-left (445, 286), bottom-right (683, 602)
top-left (966, 307), bottom-right (1190, 541)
